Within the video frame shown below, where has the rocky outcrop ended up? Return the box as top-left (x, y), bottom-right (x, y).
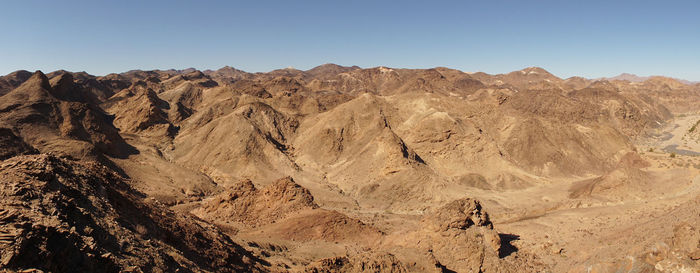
top-left (304, 252), bottom-right (409, 273)
top-left (419, 198), bottom-right (502, 272)
top-left (425, 198), bottom-right (495, 232)
top-left (193, 177), bottom-right (382, 242)
top-left (193, 177), bottom-right (318, 227)
top-left (0, 154), bottom-right (264, 272)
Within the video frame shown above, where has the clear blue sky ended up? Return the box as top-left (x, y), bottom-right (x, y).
top-left (1, 0), bottom-right (699, 80)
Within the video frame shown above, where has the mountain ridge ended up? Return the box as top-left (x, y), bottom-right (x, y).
top-left (7, 65), bottom-right (698, 85)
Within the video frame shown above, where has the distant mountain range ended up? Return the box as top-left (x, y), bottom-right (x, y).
top-left (601, 73), bottom-right (697, 85)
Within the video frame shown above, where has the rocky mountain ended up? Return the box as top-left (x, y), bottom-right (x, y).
top-left (0, 64), bottom-right (698, 272)
top-left (0, 71), bottom-right (135, 160)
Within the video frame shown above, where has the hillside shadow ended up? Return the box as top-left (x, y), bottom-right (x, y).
top-left (498, 233), bottom-right (520, 258)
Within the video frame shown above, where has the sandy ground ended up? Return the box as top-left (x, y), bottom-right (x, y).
top-left (645, 114), bottom-right (700, 156)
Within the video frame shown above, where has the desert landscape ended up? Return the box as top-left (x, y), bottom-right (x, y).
top-left (0, 64), bottom-right (698, 272)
